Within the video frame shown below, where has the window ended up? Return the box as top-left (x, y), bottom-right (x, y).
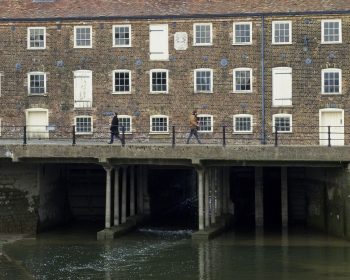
top-left (322, 68), bottom-right (341, 94)
top-left (273, 114), bottom-right (292, 133)
top-left (194, 69), bottom-right (213, 93)
top-left (272, 21), bottom-right (292, 44)
top-left (233, 22), bottom-right (252, 44)
top-left (233, 68), bottom-right (252, 92)
top-left (150, 115), bottom-right (169, 133)
top-left (74, 26), bottom-right (92, 48)
top-left (322, 19), bottom-right (342, 44)
top-left (28, 72), bottom-right (46, 95)
top-left (113, 70), bottom-right (131, 94)
top-left (149, 24), bottom-right (169, 60)
top-left (118, 115), bottom-right (132, 133)
top-left (113, 25), bottom-right (131, 47)
top-left (150, 69), bottom-right (168, 93)
top-left (193, 23), bottom-right (212, 46)
top-left (233, 114), bottom-right (253, 133)
top-left (27, 27), bottom-right (46, 49)
top-left (197, 114), bottom-right (213, 132)
top-left (75, 116), bottom-right (92, 134)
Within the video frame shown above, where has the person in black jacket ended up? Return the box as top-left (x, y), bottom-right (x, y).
top-left (108, 112), bottom-right (122, 144)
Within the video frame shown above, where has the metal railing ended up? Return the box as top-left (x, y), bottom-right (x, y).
top-left (0, 124), bottom-right (348, 147)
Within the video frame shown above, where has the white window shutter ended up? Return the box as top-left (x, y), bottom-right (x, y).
top-left (272, 67), bottom-right (292, 106)
top-left (74, 70), bottom-right (92, 108)
top-left (149, 24), bottom-right (169, 61)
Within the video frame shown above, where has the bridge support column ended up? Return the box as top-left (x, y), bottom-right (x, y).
top-left (121, 166), bottom-right (127, 224)
top-left (197, 168), bottom-right (204, 230)
top-left (104, 166), bottom-right (112, 229)
top-left (137, 166), bottom-right (144, 214)
top-left (205, 168), bottom-right (210, 228)
top-left (114, 167), bottom-right (120, 226)
top-left (281, 167), bottom-right (288, 228)
top-left (223, 167), bottom-right (229, 214)
top-left (255, 167), bottom-right (264, 227)
top-left (210, 168), bottom-right (216, 225)
top-left (130, 166), bottom-right (135, 216)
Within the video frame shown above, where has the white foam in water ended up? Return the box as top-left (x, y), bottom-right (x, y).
top-left (138, 228), bottom-right (193, 237)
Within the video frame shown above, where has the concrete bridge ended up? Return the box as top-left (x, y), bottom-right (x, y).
top-left (0, 143), bottom-right (350, 240)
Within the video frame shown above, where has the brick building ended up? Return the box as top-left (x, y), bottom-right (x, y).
top-left (1, 1), bottom-right (350, 237)
top-left (0, 0), bottom-right (349, 145)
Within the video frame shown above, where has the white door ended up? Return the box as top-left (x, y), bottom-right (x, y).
top-left (26, 110), bottom-right (49, 139)
top-left (74, 70), bottom-right (92, 108)
top-left (319, 110), bottom-right (344, 146)
top-left (272, 67), bottom-right (292, 106)
top-left (149, 24), bottom-right (169, 61)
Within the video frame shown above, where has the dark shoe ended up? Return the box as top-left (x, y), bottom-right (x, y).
top-left (108, 141), bottom-right (113, 144)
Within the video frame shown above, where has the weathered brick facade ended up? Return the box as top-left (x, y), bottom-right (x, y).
top-left (0, 2), bottom-right (349, 145)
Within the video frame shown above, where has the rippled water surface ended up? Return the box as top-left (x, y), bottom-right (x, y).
top-left (1, 227), bottom-right (350, 280)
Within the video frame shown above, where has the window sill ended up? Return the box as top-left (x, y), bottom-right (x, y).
top-left (233, 132), bottom-right (253, 135)
top-left (193, 44), bottom-right (213, 47)
top-left (27, 47), bottom-right (46, 50)
top-left (195, 91), bottom-right (213, 94)
top-left (232, 42), bottom-right (252, 46)
top-left (231, 91), bottom-right (252, 94)
top-left (272, 131), bottom-right (293, 134)
top-left (28, 93), bottom-right (48, 97)
top-left (112, 92), bottom-right (131, 95)
top-left (73, 46), bottom-right (92, 49)
top-left (321, 41), bottom-right (342, 45)
top-left (149, 132), bottom-right (170, 135)
top-left (272, 105), bottom-right (293, 108)
top-left (321, 93), bottom-right (342, 95)
top-left (112, 45), bottom-right (132, 48)
top-left (149, 92), bottom-right (168, 94)
top-left (271, 42), bottom-right (292, 45)
top-left (76, 132), bottom-right (93, 135)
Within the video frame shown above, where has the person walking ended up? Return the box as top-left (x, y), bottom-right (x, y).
top-left (108, 112), bottom-right (123, 144)
top-left (186, 110), bottom-right (201, 144)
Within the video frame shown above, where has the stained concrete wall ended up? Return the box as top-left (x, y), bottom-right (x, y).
top-left (305, 167), bottom-right (350, 239)
top-left (38, 164), bottom-right (71, 231)
top-left (0, 162), bottom-right (38, 233)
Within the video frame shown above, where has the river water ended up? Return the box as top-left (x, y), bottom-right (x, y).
top-left (1, 227), bottom-right (350, 280)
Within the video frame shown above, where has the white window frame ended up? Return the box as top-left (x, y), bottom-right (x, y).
top-left (150, 69), bottom-right (168, 94)
top-left (272, 114), bottom-right (292, 133)
top-left (27, 72), bottom-right (47, 95)
top-left (193, 23), bottom-right (213, 46)
top-left (75, 116), bottom-right (93, 135)
top-left (149, 115), bottom-right (169, 134)
top-left (233, 114), bottom-right (253, 134)
top-left (197, 114), bottom-right (213, 133)
top-left (113, 24), bottom-right (131, 47)
top-left (194, 68), bottom-right (213, 93)
top-left (321, 68), bottom-right (342, 95)
top-left (233, 22), bottom-right (252, 45)
top-left (27, 27), bottom-right (46, 50)
top-left (272, 21), bottom-right (292, 45)
top-left (233, 68), bottom-right (253, 93)
top-left (112, 70), bottom-right (131, 94)
top-left (321, 19), bottom-right (342, 44)
top-left (118, 115), bottom-right (132, 134)
top-left (74, 26), bottom-right (92, 48)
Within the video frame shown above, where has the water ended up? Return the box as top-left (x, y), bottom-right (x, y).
top-left (1, 227), bottom-right (350, 280)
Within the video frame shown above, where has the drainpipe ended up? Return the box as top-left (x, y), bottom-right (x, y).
top-left (260, 15), bottom-right (266, 144)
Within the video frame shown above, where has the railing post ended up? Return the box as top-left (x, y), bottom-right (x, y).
top-left (172, 125), bottom-right (175, 148)
top-left (222, 125), bottom-right (226, 147)
top-left (328, 125), bottom-right (331, 147)
top-left (122, 126), bottom-right (125, 147)
top-left (72, 125), bottom-right (76, 145)
top-left (23, 125), bottom-right (27, 145)
top-left (274, 126), bottom-right (278, 147)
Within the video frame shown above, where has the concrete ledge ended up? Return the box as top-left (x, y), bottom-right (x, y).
top-left (191, 214), bottom-right (233, 241)
top-left (97, 215), bottom-right (147, 240)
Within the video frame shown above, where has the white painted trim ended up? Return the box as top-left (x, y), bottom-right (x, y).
top-left (232, 22), bottom-right (252, 45)
top-left (112, 70), bottom-right (132, 94)
top-left (272, 113), bottom-right (292, 133)
top-left (149, 114), bottom-right (169, 134)
top-left (75, 115), bottom-right (93, 135)
top-left (321, 68), bottom-right (342, 94)
top-left (118, 115), bottom-right (133, 134)
top-left (193, 23), bottom-right (213, 46)
top-left (233, 68), bottom-right (253, 93)
top-left (233, 114), bottom-right (253, 134)
top-left (149, 69), bottom-right (169, 94)
top-left (74, 26), bottom-right (92, 48)
top-left (27, 27), bottom-right (46, 50)
top-left (272, 20), bottom-right (292, 45)
top-left (194, 68), bottom-right (213, 93)
top-left (27, 72), bottom-right (47, 95)
top-left (112, 24), bottom-right (132, 47)
top-left (197, 114), bottom-right (213, 133)
top-left (321, 19), bottom-right (342, 44)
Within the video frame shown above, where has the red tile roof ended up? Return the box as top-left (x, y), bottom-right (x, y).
top-left (1, 0), bottom-right (349, 20)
